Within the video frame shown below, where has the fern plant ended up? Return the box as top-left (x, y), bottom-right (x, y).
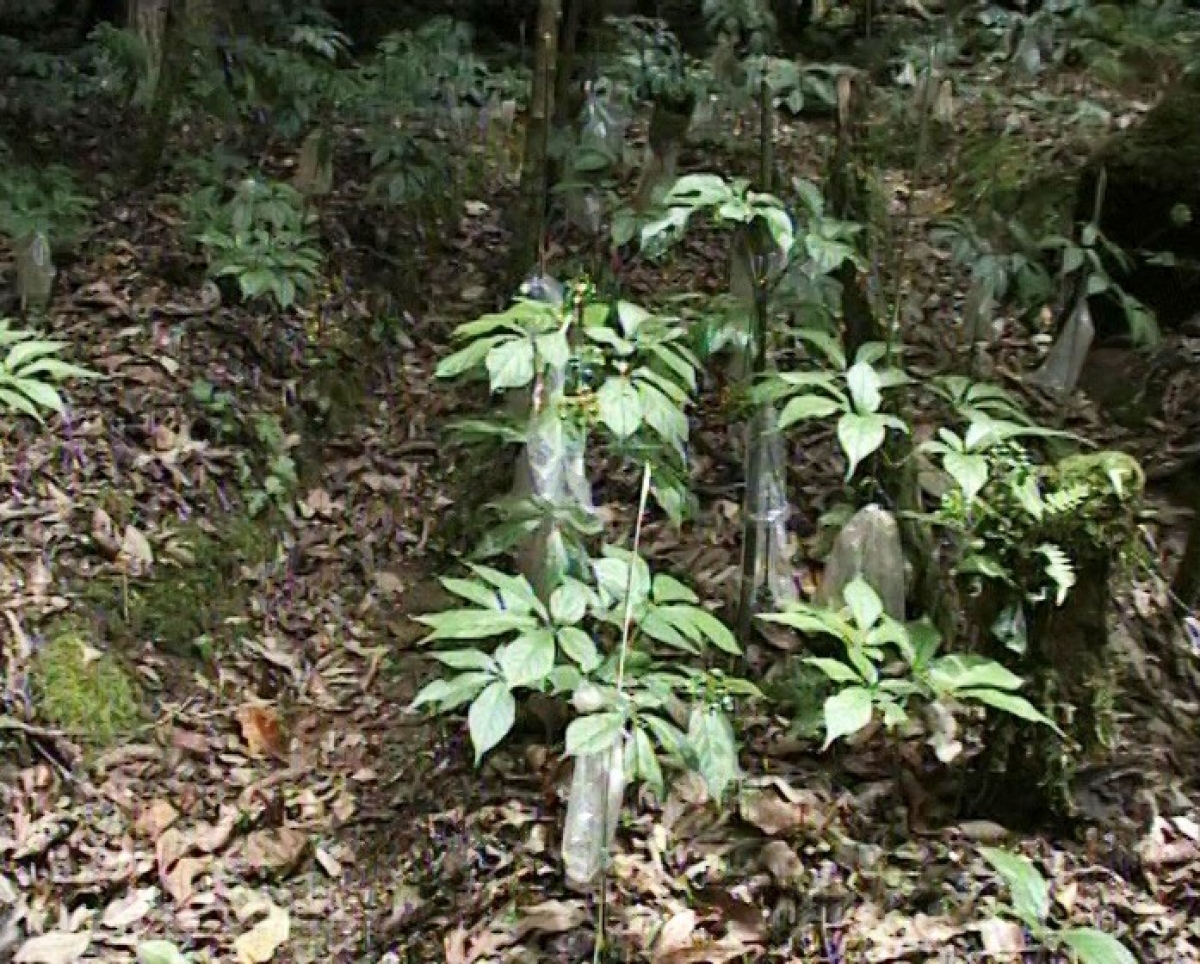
top-left (0, 319), bottom-right (97, 421)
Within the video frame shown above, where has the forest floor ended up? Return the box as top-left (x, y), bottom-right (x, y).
top-left (2, 43), bottom-right (1200, 964)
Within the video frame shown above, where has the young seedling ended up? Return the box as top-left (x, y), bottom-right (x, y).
top-left (980, 847), bottom-right (1138, 964)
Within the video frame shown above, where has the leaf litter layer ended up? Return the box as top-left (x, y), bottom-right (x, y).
top-left (2, 26), bottom-right (1200, 964)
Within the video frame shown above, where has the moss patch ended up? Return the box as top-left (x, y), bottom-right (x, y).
top-left (32, 627), bottom-right (142, 745)
top-left (80, 513), bottom-right (278, 658)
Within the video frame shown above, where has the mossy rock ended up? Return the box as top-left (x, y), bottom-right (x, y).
top-left (32, 627), bottom-right (142, 745)
top-left (1078, 78), bottom-right (1200, 338)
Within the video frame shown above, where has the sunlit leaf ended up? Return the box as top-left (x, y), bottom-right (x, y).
top-left (468, 681), bottom-right (516, 762)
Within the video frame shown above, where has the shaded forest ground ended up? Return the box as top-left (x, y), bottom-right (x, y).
top-left (2, 10), bottom-right (1200, 964)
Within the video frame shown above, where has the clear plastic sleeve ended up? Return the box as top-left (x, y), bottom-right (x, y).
top-left (817, 504), bottom-right (905, 619)
top-left (16, 231), bottom-right (55, 313)
top-left (743, 404), bottom-right (799, 610)
top-left (562, 736), bottom-right (628, 890)
top-left (1029, 298), bottom-right (1094, 395)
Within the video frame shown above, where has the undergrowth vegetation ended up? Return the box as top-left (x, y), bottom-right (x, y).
top-left (1, 0), bottom-right (1197, 960)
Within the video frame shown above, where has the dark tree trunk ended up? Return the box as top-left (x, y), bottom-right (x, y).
top-left (972, 555), bottom-right (1115, 826)
top-left (826, 74), bottom-right (880, 360)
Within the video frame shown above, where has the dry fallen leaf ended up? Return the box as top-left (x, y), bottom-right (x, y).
top-left (155, 827), bottom-right (188, 875)
top-left (91, 508), bottom-right (121, 558)
top-left (234, 902), bottom-right (290, 964)
top-left (976, 917), bottom-right (1026, 955)
top-left (102, 886), bottom-right (158, 929)
top-left (162, 856), bottom-right (211, 905)
top-left (135, 800), bottom-right (179, 841)
top-left (761, 840), bottom-right (805, 883)
top-left (121, 524), bottom-right (154, 569)
top-left (235, 704), bottom-right (287, 760)
top-left (244, 827), bottom-right (308, 877)
top-left (14, 931), bottom-right (91, 964)
top-left (313, 846), bottom-right (343, 879)
top-left (513, 899), bottom-right (587, 938)
top-left (192, 805), bottom-right (239, 853)
top-left (739, 789), bottom-right (817, 837)
top-left (654, 910), bottom-right (698, 961)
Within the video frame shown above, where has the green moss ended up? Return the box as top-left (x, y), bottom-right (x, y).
top-left (80, 513), bottom-right (278, 657)
top-left (32, 627), bottom-right (142, 744)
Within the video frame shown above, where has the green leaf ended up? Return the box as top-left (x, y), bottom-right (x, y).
top-left (12, 379), bottom-right (64, 413)
top-left (759, 607), bottom-right (853, 641)
top-left (639, 608), bottom-right (700, 652)
top-left (410, 671), bottom-right (492, 711)
top-left (550, 578), bottom-right (591, 625)
top-left (1057, 929), bottom-right (1138, 964)
top-left (846, 361), bottom-right (883, 413)
top-left (961, 688), bottom-right (1062, 733)
top-left (1039, 543), bottom-right (1076, 605)
top-left (631, 724), bottom-right (665, 798)
top-left (821, 686), bottom-right (874, 748)
top-left (652, 574), bottom-right (699, 604)
top-left (468, 681), bottom-right (516, 763)
top-left (440, 577), bottom-right (501, 609)
top-left (431, 648), bottom-right (498, 671)
top-left (4, 338), bottom-right (65, 370)
top-left (803, 656), bottom-right (865, 684)
top-left (536, 328), bottom-right (570, 368)
top-left (688, 607), bottom-right (740, 655)
top-left (980, 847), bottom-right (1049, 928)
top-left (19, 357), bottom-right (97, 380)
top-left (497, 629), bottom-right (556, 688)
top-left (597, 376), bottom-right (643, 438)
top-left (641, 712), bottom-right (690, 761)
top-left (435, 334), bottom-right (510, 379)
top-left (944, 451), bottom-right (989, 502)
top-left (465, 564), bottom-right (546, 618)
top-left (486, 337), bottom-right (535, 390)
top-left (667, 173), bottom-right (732, 206)
top-left (593, 549), bottom-right (651, 608)
top-left (137, 941), bottom-right (191, 964)
top-left (636, 379), bottom-right (689, 452)
top-left (837, 412), bottom-right (888, 480)
top-left (687, 705), bottom-right (739, 800)
top-left (565, 711), bottom-right (626, 755)
top-left (417, 608), bottom-right (538, 641)
top-left (928, 654), bottom-right (1024, 692)
top-left (843, 577), bottom-right (883, 630)
top-left (557, 626), bottom-right (601, 671)
top-left (648, 342), bottom-right (698, 392)
top-left (778, 393), bottom-right (842, 428)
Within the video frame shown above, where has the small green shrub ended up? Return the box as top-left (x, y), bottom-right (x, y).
top-left (0, 319), bottom-right (98, 421)
top-left (32, 628), bottom-right (141, 744)
top-left (980, 847), bottom-right (1137, 964)
top-left (185, 177), bottom-right (321, 310)
top-left (0, 163), bottom-right (95, 249)
top-left (411, 550), bottom-right (754, 800)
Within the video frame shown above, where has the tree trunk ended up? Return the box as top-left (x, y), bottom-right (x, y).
top-left (136, 0), bottom-right (187, 183)
top-left (508, 0), bottom-right (561, 287)
top-left (972, 555), bottom-right (1115, 826)
top-left (1172, 476), bottom-right (1200, 608)
top-left (827, 73), bottom-right (880, 360)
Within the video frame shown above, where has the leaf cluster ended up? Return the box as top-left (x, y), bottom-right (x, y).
top-left (411, 553), bottom-right (752, 800)
top-left (762, 577), bottom-right (1057, 755)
